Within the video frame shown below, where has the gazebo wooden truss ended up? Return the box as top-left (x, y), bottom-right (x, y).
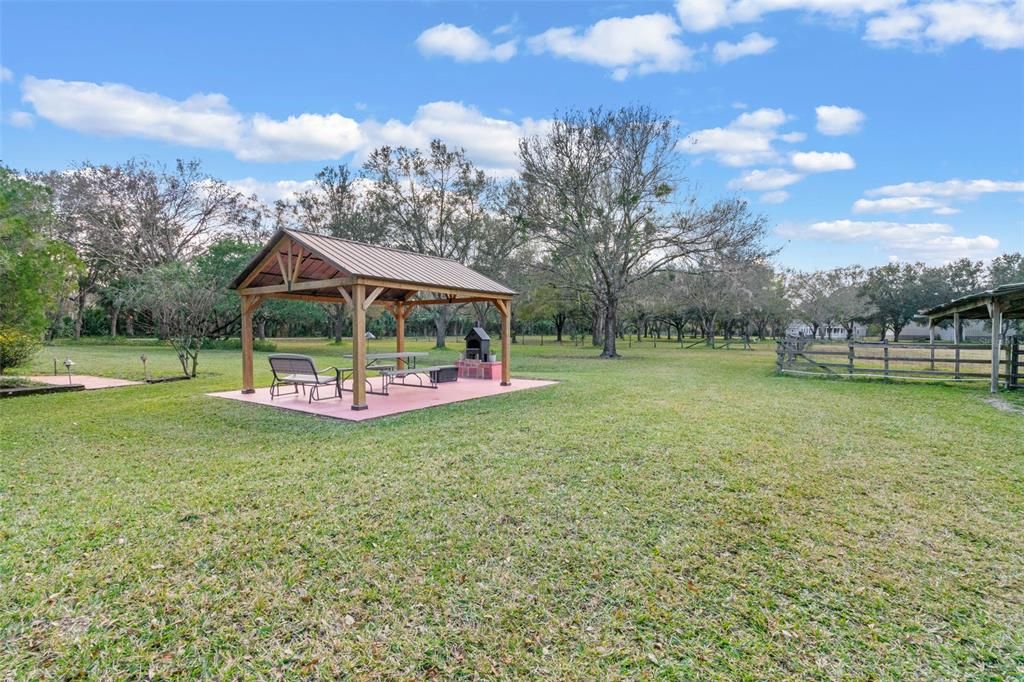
top-left (230, 229), bottom-right (516, 410)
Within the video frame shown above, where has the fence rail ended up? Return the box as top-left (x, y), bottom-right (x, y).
top-left (776, 338), bottom-right (1022, 389)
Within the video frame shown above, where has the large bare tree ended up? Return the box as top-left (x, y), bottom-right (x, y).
top-left (361, 140), bottom-right (505, 347)
top-left (516, 106), bottom-right (769, 357)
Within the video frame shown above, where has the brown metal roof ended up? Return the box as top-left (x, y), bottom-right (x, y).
top-left (231, 229), bottom-right (516, 298)
top-left (920, 281), bottom-right (1024, 320)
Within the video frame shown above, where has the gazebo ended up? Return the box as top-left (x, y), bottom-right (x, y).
top-left (921, 282), bottom-right (1024, 392)
top-left (230, 229), bottom-right (516, 410)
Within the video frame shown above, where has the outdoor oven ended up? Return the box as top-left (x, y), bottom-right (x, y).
top-left (464, 327), bottom-right (491, 360)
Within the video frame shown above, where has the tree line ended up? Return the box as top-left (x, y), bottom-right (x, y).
top-left (1, 105), bottom-right (1021, 375)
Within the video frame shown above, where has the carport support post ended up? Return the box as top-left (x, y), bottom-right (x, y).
top-left (395, 302), bottom-right (405, 370)
top-left (989, 299), bottom-right (1003, 393)
top-left (240, 294), bottom-right (257, 393)
top-left (351, 284), bottom-right (368, 410)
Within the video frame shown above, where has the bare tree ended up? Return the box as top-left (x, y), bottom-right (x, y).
top-left (362, 140), bottom-right (500, 348)
top-left (516, 106), bottom-right (769, 357)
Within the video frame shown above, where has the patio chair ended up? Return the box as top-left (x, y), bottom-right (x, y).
top-left (268, 354), bottom-right (343, 403)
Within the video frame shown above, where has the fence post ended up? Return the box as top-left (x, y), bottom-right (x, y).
top-left (883, 339), bottom-right (890, 379)
top-left (776, 340), bottom-right (784, 373)
top-left (954, 341), bottom-right (961, 381)
top-left (1012, 337), bottom-right (1021, 389)
top-left (848, 341), bottom-right (855, 375)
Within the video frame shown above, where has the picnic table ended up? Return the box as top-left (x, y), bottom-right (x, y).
top-left (341, 352), bottom-right (430, 395)
top-left (341, 352), bottom-right (457, 396)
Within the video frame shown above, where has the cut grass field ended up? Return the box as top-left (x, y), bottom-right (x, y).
top-left (1, 338), bottom-right (1022, 679)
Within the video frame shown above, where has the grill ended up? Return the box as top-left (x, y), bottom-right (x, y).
top-left (464, 327), bottom-right (491, 361)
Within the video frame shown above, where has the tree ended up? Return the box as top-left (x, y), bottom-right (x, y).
top-left (862, 262), bottom-right (925, 341)
top-left (516, 106), bottom-right (768, 358)
top-left (989, 252), bottom-right (1024, 287)
top-left (129, 262), bottom-right (221, 377)
top-left (36, 159), bottom-right (246, 338)
top-left (0, 167), bottom-right (80, 338)
top-left (362, 140), bottom-right (501, 348)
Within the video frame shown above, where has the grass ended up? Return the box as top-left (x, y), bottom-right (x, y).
top-left (1, 337), bottom-right (1022, 679)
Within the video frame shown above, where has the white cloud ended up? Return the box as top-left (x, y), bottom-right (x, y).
top-left (866, 1), bottom-right (1024, 50)
top-left (228, 178), bottom-right (317, 203)
top-left (527, 13), bottom-right (693, 80)
top-left (815, 105), bottom-right (865, 135)
top-left (416, 23), bottom-right (517, 62)
top-left (675, 0), bottom-right (1019, 51)
top-left (675, 0), bottom-right (900, 32)
top-left (20, 77), bottom-right (546, 172)
top-left (789, 219), bottom-right (1000, 261)
top-left (7, 111), bottom-right (34, 128)
top-left (361, 101), bottom-right (550, 177)
top-left (866, 178), bottom-right (1024, 199)
top-left (713, 32), bottom-right (777, 62)
top-left (853, 178), bottom-right (1024, 217)
top-left (790, 150), bottom-right (856, 173)
top-left (853, 196), bottom-right (948, 213)
top-left (779, 131), bottom-right (806, 143)
top-left (729, 167), bottom-right (803, 191)
top-left (0, 66), bottom-right (12, 82)
top-left (681, 107), bottom-right (798, 166)
top-left (760, 190), bottom-right (790, 203)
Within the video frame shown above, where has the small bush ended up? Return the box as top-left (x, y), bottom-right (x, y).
top-left (0, 328), bottom-right (41, 375)
top-left (204, 338), bottom-right (277, 352)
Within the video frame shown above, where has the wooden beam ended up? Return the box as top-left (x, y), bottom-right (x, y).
top-left (990, 299), bottom-right (1003, 393)
top-left (499, 298), bottom-right (511, 386)
top-left (395, 302), bottom-right (406, 369)
top-left (351, 284), bottom-right (368, 410)
top-left (238, 276), bottom-right (352, 296)
top-left (354, 275), bottom-right (513, 301)
top-left (337, 286), bottom-right (353, 306)
top-left (261, 292), bottom-right (349, 305)
top-left (403, 296), bottom-right (496, 307)
top-left (363, 286), bottom-right (384, 310)
top-left (292, 248), bottom-right (306, 283)
top-left (240, 294), bottom-right (258, 393)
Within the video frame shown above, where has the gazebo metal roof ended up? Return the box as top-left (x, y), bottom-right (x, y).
top-left (231, 228), bottom-right (515, 301)
top-left (920, 282), bottom-right (1024, 321)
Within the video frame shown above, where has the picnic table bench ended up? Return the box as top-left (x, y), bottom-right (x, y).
top-left (378, 365), bottom-right (458, 394)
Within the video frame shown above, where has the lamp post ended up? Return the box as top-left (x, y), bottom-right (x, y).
top-left (63, 358), bottom-right (75, 385)
top-left (140, 354), bottom-right (149, 382)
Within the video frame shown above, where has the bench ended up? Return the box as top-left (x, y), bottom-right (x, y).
top-left (378, 365), bottom-right (458, 394)
top-left (268, 354), bottom-right (342, 403)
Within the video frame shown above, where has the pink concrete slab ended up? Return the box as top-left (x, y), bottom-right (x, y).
top-left (26, 375), bottom-right (142, 390)
top-left (207, 377), bottom-right (557, 422)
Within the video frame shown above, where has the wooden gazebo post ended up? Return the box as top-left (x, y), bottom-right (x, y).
top-left (496, 299), bottom-right (511, 386)
top-left (240, 294), bottom-right (262, 394)
top-left (395, 301), bottom-right (406, 370)
top-left (351, 284), bottom-right (368, 410)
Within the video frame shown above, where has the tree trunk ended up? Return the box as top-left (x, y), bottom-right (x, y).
top-left (126, 314), bottom-right (134, 337)
top-left (431, 304), bottom-right (452, 348)
top-left (600, 304), bottom-right (619, 358)
top-left (333, 304), bottom-right (344, 343)
top-left (74, 286), bottom-right (85, 340)
top-left (257, 318), bottom-right (267, 341)
top-left (591, 309), bottom-right (602, 347)
top-left (109, 304), bottom-right (120, 338)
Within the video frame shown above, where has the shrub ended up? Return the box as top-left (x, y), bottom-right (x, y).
top-left (0, 328), bottom-right (41, 375)
top-left (204, 338), bottom-right (277, 352)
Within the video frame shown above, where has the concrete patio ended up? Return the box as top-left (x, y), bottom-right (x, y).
top-left (26, 375), bottom-right (142, 390)
top-left (207, 376), bottom-right (557, 422)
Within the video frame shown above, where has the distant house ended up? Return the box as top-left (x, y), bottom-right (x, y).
top-left (786, 320), bottom-right (867, 340)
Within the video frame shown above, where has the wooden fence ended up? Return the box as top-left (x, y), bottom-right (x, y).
top-left (776, 337), bottom-right (1022, 388)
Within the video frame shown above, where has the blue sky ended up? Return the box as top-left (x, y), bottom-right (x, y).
top-left (2, 0), bottom-right (1022, 269)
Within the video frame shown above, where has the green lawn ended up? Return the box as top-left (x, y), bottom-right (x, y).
top-left (1, 338), bottom-right (1022, 679)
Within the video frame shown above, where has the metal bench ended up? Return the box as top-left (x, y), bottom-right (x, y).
top-left (268, 354), bottom-right (342, 403)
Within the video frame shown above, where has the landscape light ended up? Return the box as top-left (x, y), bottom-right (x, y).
top-left (63, 357), bottom-right (75, 385)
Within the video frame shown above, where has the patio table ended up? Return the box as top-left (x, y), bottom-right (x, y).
top-left (341, 352), bottom-right (429, 395)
